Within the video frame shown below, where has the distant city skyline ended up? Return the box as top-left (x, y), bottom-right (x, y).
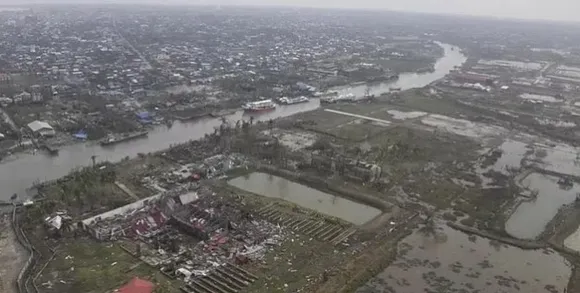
top-left (1, 0), bottom-right (580, 23)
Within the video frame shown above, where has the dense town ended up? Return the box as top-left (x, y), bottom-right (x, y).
top-left (2, 4), bottom-right (580, 293)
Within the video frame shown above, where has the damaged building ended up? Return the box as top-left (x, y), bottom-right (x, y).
top-left (79, 184), bottom-right (286, 292)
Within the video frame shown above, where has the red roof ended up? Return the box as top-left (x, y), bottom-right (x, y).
top-left (118, 277), bottom-right (155, 293)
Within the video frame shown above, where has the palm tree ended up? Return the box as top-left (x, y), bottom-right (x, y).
top-left (419, 214), bottom-right (437, 237)
top-left (268, 119), bottom-right (274, 131)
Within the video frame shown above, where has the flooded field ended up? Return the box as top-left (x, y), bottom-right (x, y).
top-left (506, 173), bottom-right (580, 240)
top-left (228, 172), bottom-right (381, 225)
top-left (491, 140), bottom-right (529, 174)
top-left (532, 144), bottom-right (580, 176)
top-left (357, 224), bottom-right (571, 293)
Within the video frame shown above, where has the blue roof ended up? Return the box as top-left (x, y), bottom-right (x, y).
top-left (136, 112), bottom-right (150, 119)
top-left (73, 130), bottom-right (88, 140)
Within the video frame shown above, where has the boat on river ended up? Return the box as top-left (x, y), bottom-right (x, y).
top-left (100, 131), bottom-right (149, 146)
top-left (242, 100), bottom-right (276, 112)
top-left (277, 96), bottom-right (309, 105)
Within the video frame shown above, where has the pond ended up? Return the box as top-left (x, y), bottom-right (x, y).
top-left (228, 172), bottom-right (381, 225)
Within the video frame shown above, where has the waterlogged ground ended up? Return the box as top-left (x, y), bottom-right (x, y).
top-left (506, 173), bottom-right (580, 240)
top-left (421, 114), bottom-right (508, 142)
top-left (357, 225), bottom-right (571, 293)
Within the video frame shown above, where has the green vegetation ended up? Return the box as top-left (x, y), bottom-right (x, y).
top-left (41, 240), bottom-right (151, 292)
top-left (26, 165), bottom-right (128, 226)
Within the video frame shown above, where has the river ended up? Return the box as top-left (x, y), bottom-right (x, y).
top-left (331, 42), bottom-right (466, 97)
top-left (0, 42), bottom-right (465, 201)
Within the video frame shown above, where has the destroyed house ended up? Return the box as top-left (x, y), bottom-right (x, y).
top-left (81, 193), bottom-right (167, 240)
top-left (170, 203), bottom-right (228, 240)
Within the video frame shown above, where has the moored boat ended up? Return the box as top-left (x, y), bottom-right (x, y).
top-left (242, 99), bottom-right (276, 112)
top-left (277, 96), bottom-right (310, 105)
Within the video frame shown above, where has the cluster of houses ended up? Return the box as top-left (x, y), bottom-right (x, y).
top-left (0, 84), bottom-right (48, 106)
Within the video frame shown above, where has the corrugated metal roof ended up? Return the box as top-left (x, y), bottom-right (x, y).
top-left (27, 120), bottom-right (53, 132)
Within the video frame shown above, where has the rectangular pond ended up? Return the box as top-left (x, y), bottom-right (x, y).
top-left (228, 172), bottom-right (381, 225)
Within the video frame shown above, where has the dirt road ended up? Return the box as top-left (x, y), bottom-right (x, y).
top-left (0, 214), bottom-right (27, 293)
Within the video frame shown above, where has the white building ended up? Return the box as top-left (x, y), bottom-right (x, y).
top-left (27, 120), bottom-right (55, 137)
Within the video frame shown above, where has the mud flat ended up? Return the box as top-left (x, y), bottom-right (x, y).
top-left (490, 140), bottom-right (530, 174)
top-left (386, 110), bottom-right (428, 120)
top-left (0, 214), bottom-right (27, 293)
top-left (477, 139), bottom-right (530, 188)
top-left (420, 114), bottom-right (508, 142)
top-left (356, 224), bottom-right (571, 293)
top-left (228, 172), bottom-right (382, 225)
top-left (506, 173), bottom-right (580, 240)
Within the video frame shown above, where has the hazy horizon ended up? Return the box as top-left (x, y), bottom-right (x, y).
top-left (1, 0), bottom-right (580, 23)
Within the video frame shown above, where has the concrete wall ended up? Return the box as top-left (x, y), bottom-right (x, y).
top-left (81, 193), bottom-right (163, 229)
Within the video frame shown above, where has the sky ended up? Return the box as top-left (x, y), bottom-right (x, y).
top-left (2, 0), bottom-right (580, 23)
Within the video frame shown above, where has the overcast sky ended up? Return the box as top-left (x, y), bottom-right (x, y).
top-left (3, 0), bottom-right (580, 22)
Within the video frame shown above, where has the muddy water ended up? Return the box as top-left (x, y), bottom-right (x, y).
top-left (0, 101), bottom-right (319, 201)
top-left (421, 114), bottom-right (508, 141)
top-left (505, 173), bottom-right (580, 240)
top-left (331, 42), bottom-right (466, 97)
top-left (492, 140), bottom-right (529, 174)
top-left (228, 172), bottom-right (381, 225)
top-left (357, 225), bottom-right (571, 293)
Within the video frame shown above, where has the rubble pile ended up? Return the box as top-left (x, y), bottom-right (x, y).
top-left (81, 193), bottom-right (167, 241)
top-left (142, 153), bottom-right (247, 190)
top-left (155, 194), bottom-right (286, 284)
top-left (83, 184), bottom-right (286, 287)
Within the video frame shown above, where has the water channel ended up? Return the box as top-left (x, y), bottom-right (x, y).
top-left (228, 172), bottom-right (381, 225)
top-left (331, 42), bottom-right (466, 97)
top-left (0, 42), bottom-right (466, 201)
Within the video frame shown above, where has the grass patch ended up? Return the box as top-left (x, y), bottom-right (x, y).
top-left (39, 239), bottom-right (175, 293)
